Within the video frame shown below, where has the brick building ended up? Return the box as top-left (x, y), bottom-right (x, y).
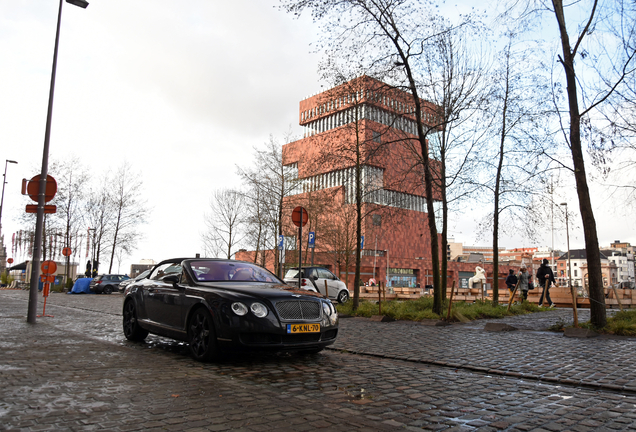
top-left (237, 76), bottom-right (516, 290)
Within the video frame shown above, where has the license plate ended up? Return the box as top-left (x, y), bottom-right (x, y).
top-left (287, 323), bottom-right (320, 334)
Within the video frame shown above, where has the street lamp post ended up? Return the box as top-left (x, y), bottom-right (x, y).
top-left (27, 0), bottom-right (89, 324)
top-left (560, 202), bottom-right (578, 327)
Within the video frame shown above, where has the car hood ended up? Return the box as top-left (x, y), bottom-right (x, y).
top-left (194, 281), bottom-right (325, 299)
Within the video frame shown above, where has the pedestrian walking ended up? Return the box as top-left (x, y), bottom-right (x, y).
top-left (536, 259), bottom-right (556, 307)
top-left (505, 269), bottom-right (518, 293)
top-left (518, 267), bottom-right (529, 302)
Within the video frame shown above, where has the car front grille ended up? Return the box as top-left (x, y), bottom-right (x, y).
top-left (275, 300), bottom-right (321, 320)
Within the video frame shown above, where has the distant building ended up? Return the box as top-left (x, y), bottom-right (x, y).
top-left (130, 259), bottom-right (156, 278)
top-left (557, 249), bottom-right (617, 289)
top-left (236, 76), bottom-right (519, 289)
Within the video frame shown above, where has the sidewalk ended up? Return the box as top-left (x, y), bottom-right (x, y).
top-left (332, 308), bottom-right (636, 394)
top-left (2, 289), bottom-right (636, 431)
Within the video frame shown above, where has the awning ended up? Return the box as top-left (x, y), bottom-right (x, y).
top-left (8, 261), bottom-right (28, 271)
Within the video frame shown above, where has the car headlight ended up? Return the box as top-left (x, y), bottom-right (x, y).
top-left (231, 302), bottom-right (248, 316)
top-left (250, 302), bottom-right (268, 318)
top-left (322, 302), bottom-right (332, 317)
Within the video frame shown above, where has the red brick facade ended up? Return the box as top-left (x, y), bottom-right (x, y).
top-left (236, 76), bottom-right (517, 291)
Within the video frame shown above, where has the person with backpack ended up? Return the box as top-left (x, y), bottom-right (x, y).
top-left (536, 259), bottom-right (556, 307)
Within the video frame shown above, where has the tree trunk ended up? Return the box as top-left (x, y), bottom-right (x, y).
top-left (552, 0), bottom-right (606, 327)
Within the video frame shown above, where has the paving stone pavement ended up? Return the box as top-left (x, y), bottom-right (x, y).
top-left (1, 289), bottom-right (636, 431)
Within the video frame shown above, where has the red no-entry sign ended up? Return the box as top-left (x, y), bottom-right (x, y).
top-left (292, 206), bottom-right (309, 227)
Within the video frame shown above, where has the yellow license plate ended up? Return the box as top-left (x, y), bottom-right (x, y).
top-left (287, 323), bottom-right (320, 334)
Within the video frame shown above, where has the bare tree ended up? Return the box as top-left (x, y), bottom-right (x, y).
top-left (283, 0), bottom-right (475, 314)
top-left (53, 157), bottom-right (89, 285)
top-left (107, 163), bottom-right (147, 273)
top-left (84, 175), bottom-right (115, 275)
top-left (480, 32), bottom-right (552, 304)
top-left (202, 188), bottom-right (246, 259)
top-left (503, 0), bottom-right (636, 326)
top-left (237, 134), bottom-right (301, 276)
top-left (407, 26), bottom-right (491, 300)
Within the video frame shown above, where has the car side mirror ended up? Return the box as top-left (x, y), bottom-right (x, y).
top-left (163, 275), bottom-right (179, 285)
top-left (312, 275), bottom-right (318, 281)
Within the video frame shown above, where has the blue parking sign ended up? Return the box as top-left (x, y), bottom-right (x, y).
top-left (308, 232), bottom-right (315, 249)
top-left (360, 235), bottom-right (364, 250)
top-left (278, 235), bottom-right (284, 251)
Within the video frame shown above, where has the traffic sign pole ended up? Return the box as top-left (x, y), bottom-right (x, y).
top-left (291, 206), bottom-right (309, 291)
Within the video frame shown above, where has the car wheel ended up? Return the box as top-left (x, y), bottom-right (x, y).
top-left (103, 285), bottom-right (113, 295)
top-left (337, 289), bottom-right (349, 303)
top-left (188, 308), bottom-right (219, 362)
top-left (123, 300), bottom-right (148, 341)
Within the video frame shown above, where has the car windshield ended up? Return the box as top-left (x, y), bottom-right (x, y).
top-left (135, 269), bottom-right (151, 281)
top-left (284, 269), bottom-right (301, 279)
top-left (188, 260), bottom-right (282, 283)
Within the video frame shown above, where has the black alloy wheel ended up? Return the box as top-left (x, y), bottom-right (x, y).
top-left (103, 285), bottom-right (113, 295)
top-left (337, 289), bottom-right (349, 303)
top-left (123, 300), bottom-right (149, 341)
top-left (188, 308), bottom-right (219, 362)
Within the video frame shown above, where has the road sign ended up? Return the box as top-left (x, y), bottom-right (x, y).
top-left (40, 274), bottom-right (55, 283)
top-left (24, 174), bottom-right (57, 203)
top-left (41, 260), bottom-right (57, 275)
top-left (26, 204), bottom-right (56, 214)
top-left (7, 258), bottom-right (13, 264)
top-left (278, 235), bottom-right (284, 251)
top-left (308, 232), bottom-right (315, 249)
top-left (361, 235), bottom-right (364, 250)
top-left (291, 206), bottom-right (309, 227)
top-left (62, 247), bottom-right (72, 257)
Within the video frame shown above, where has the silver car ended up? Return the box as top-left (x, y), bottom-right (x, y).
top-left (284, 267), bottom-right (350, 303)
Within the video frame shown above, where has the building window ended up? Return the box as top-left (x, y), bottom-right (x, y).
top-left (372, 214), bottom-right (382, 226)
top-left (574, 270), bottom-right (578, 277)
top-left (373, 131), bottom-right (381, 143)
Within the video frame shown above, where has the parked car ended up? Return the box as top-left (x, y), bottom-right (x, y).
top-left (118, 269), bottom-right (151, 292)
top-left (284, 266), bottom-right (350, 303)
top-left (122, 258), bottom-right (339, 362)
top-left (89, 274), bottom-right (130, 294)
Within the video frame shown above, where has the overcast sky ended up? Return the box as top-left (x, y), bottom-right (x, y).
top-left (0, 0), bottom-right (633, 274)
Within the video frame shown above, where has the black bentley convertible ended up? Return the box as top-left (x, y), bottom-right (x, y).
top-left (122, 258), bottom-right (339, 361)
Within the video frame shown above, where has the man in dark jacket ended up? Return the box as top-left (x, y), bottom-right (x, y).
top-left (505, 269), bottom-right (518, 293)
top-left (536, 259), bottom-right (556, 307)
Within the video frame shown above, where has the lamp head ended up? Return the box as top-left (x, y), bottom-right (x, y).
top-left (66, 0), bottom-right (89, 8)
top-left (7, 160), bottom-right (17, 164)
top-left (560, 202), bottom-right (567, 206)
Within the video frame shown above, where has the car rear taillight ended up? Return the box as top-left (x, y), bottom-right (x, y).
top-left (95, 281), bottom-right (102, 284)
top-left (301, 278), bottom-right (308, 286)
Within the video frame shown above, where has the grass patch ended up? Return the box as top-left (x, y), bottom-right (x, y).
top-left (578, 309), bottom-right (636, 336)
top-left (337, 297), bottom-right (543, 322)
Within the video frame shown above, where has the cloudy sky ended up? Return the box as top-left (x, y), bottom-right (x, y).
top-left (0, 0), bottom-right (633, 273)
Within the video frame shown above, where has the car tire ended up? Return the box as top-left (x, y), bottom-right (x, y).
top-left (123, 300), bottom-right (148, 341)
top-left (188, 308), bottom-right (219, 362)
top-left (337, 289), bottom-right (349, 303)
top-left (103, 285), bottom-right (113, 295)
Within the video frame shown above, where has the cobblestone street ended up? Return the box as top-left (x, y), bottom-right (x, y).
top-left (2, 289), bottom-right (636, 431)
